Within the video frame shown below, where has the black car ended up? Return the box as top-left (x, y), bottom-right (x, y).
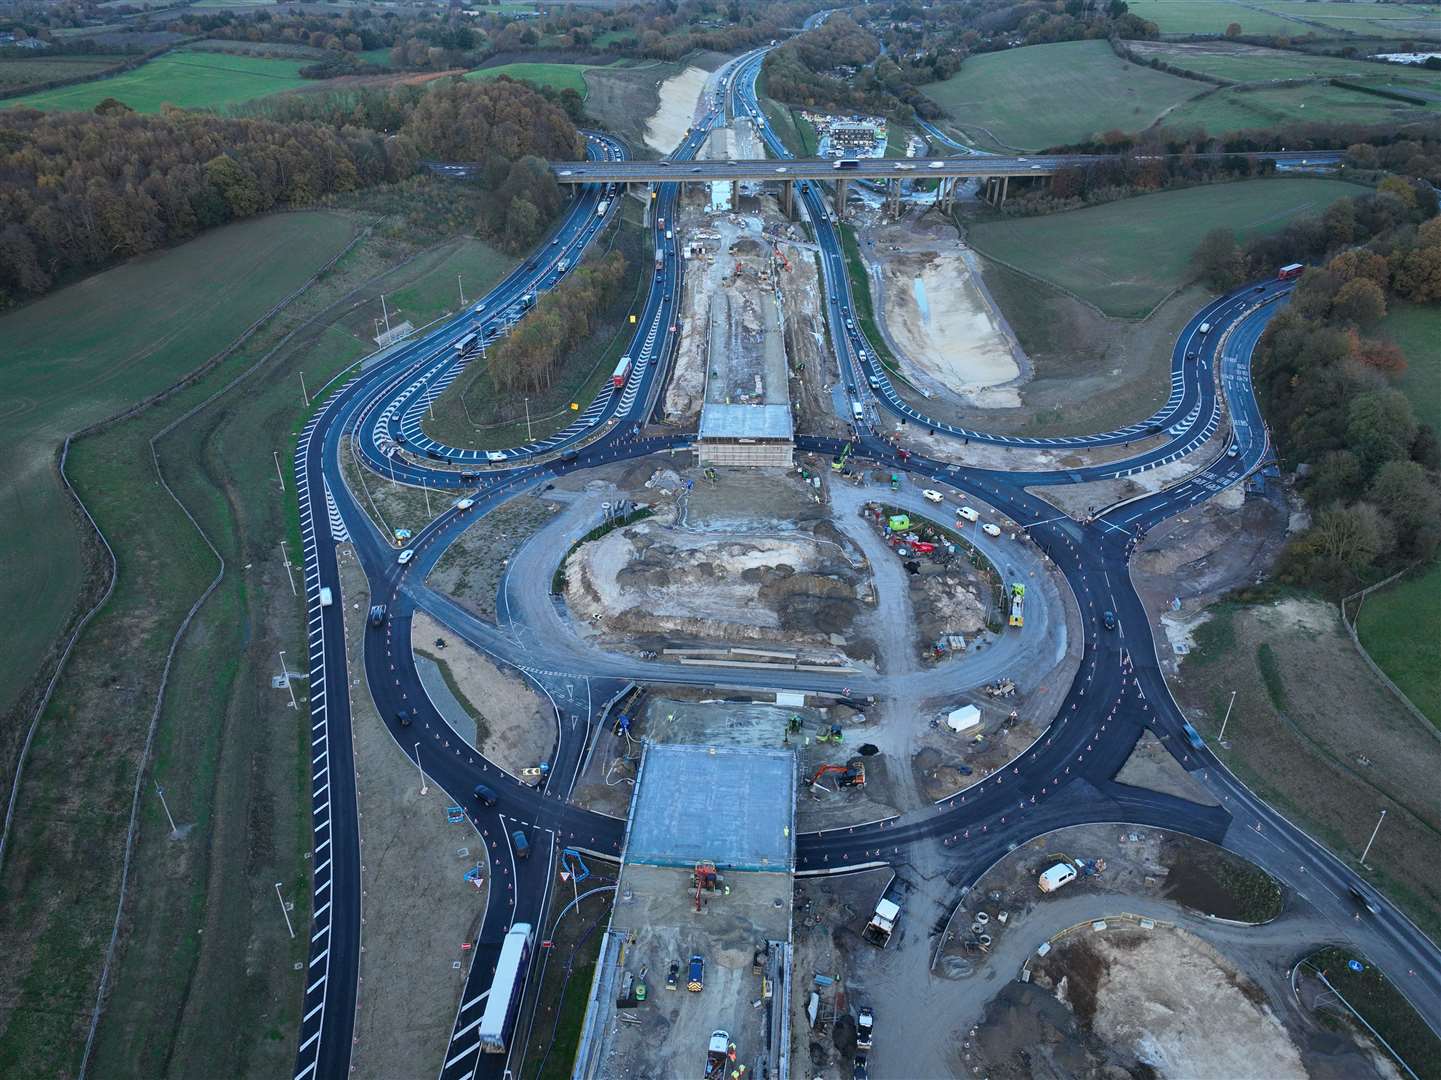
top-left (396, 710), bottom-right (413, 728)
top-left (459, 471), bottom-right (479, 483)
top-left (473, 784), bottom-right (498, 807)
top-left (1349, 884), bottom-right (1381, 916)
top-left (1102, 610), bottom-right (1116, 631)
top-left (368, 604), bottom-right (387, 627)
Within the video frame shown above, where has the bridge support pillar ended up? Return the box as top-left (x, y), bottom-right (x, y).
top-left (781, 179), bottom-right (795, 219)
top-left (834, 177), bottom-right (850, 220)
top-left (999, 175), bottom-right (1009, 206)
top-left (730, 178), bottom-right (740, 212)
top-left (887, 178), bottom-right (902, 217)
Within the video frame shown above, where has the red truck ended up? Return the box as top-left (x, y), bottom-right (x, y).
top-left (1278, 263), bottom-right (1304, 280)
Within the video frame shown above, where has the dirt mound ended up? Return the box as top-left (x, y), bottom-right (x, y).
top-left (564, 519), bottom-right (868, 647)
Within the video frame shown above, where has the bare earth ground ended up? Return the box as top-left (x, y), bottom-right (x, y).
top-left (411, 610), bottom-right (554, 779)
top-left (780, 245), bottom-right (849, 439)
top-left (339, 548), bottom-right (487, 1080)
top-left (1113, 729), bottom-right (1220, 806)
top-left (874, 206), bottom-right (1209, 436)
top-left (1170, 595), bottom-right (1441, 934)
top-left (427, 494), bottom-right (559, 619)
top-left (643, 65), bottom-right (708, 154)
top-left (1033, 928), bottom-right (1305, 1079)
top-left (864, 222), bottom-right (1023, 407)
top-left (563, 467), bottom-right (872, 660)
top-left (581, 61), bottom-right (683, 156)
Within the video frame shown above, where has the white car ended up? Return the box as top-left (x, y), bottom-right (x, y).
top-left (776, 166), bottom-right (788, 173)
top-left (486, 451), bottom-right (506, 462)
top-left (454, 498), bottom-right (474, 510)
top-left (956, 506), bottom-right (979, 523)
top-left (397, 549), bottom-right (415, 565)
top-left (896, 163), bottom-right (915, 171)
top-left (929, 161), bottom-right (944, 168)
top-left (922, 489), bottom-right (944, 504)
top-left (981, 522), bottom-right (1002, 538)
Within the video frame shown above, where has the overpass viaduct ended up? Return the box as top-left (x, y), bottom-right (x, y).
top-left (536, 149), bottom-right (1344, 218)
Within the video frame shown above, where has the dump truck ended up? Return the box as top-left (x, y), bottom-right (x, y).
top-left (704, 1030), bottom-right (731, 1079)
top-left (862, 897), bottom-right (900, 948)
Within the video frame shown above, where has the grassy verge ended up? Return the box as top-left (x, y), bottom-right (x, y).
top-left (424, 210), bottom-right (648, 450)
top-left (1355, 563), bottom-right (1441, 730)
top-left (967, 178), bottom-right (1365, 318)
top-left (836, 223), bottom-right (914, 389)
top-left (757, 91), bottom-right (818, 158)
top-left (518, 883), bottom-right (616, 1080)
top-left (414, 647), bottom-right (493, 746)
top-left (1174, 595), bottom-right (1441, 941)
top-left (0, 211), bottom-right (352, 798)
top-left (0, 185), bottom-right (513, 1076)
top-left (1305, 946), bottom-right (1441, 1078)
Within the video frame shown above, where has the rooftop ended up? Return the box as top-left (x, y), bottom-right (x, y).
top-left (625, 744), bottom-right (797, 871)
top-left (698, 402), bottom-right (795, 442)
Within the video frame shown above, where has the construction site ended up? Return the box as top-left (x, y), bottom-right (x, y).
top-left (573, 745), bottom-right (796, 1080)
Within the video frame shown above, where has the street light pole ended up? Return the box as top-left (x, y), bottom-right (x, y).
top-left (422, 476), bottom-right (432, 517)
top-left (414, 742), bottom-right (428, 796)
top-left (458, 273), bottom-right (466, 307)
top-left (280, 540), bottom-right (296, 596)
top-left (155, 779), bottom-right (178, 836)
top-left (525, 398), bottom-right (533, 442)
top-left (273, 450), bottom-right (286, 493)
top-left (274, 882), bottom-right (295, 939)
top-left (1360, 808), bottom-right (1387, 866)
top-left (1218, 689), bottom-right (1237, 743)
top-left (279, 650), bottom-right (297, 709)
top-left (299, 370), bottom-right (310, 408)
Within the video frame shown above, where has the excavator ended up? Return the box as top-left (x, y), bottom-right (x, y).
top-left (810, 759), bottom-right (866, 791)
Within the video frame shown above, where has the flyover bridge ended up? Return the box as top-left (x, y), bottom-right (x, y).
top-left (540, 149), bottom-right (1344, 217)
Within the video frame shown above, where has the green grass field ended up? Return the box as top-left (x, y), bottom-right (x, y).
top-left (1129, 40), bottom-right (1441, 90)
top-left (1127, 0), bottom-right (1306, 35)
top-left (385, 238), bottom-right (518, 327)
top-left (4, 48), bottom-right (310, 113)
top-left (1128, 0), bottom-right (1441, 37)
top-left (466, 60), bottom-right (614, 97)
top-left (0, 211), bottom-right (352, 759)
top-left (1377, 301), bottom-right (1441, 433)
top-left (0, 54), bottom-right (131, 92)
top-left (1166, 81), bottom-right (1438, 135)
top-left (967, 178), bottom-right (1362, 317)
top-left (923, 40), bottom-right (1205, 150)
top-left (0, 210), bottom-right (355, 1078)
top-left (1357, 563), bottom-right (1441, 728)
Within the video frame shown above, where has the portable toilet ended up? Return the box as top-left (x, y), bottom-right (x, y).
top-left (888, 514), bottom-right (911, 532)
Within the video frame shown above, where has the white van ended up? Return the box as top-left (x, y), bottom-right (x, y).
top-left (319, 586), bottom-right (333, 607)
top-left (922, 489), bottom-right (944, 504)
top-left (851, 402), bottom-right (864, 421)
top-left (397, 549), bottom-right (415, 565)
top-left (956, 506), bottom-right (979, 523)
top-left (1038, 862), bottom-right (1078, 893)
top-left (485, 451), bottom-right (506, 462)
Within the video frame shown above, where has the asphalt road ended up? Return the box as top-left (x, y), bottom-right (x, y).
top-left (286, 48), bottom-right (1437, 1080)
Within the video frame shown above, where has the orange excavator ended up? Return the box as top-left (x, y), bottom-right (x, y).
top-left (811, 760), bottom-right (866, 791)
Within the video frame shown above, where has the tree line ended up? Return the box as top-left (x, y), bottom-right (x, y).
top-left (1212, 188), bottom-right (1441, 593)
top-left (0, 76), bottom-right (581, 306)
top-left (483, 249), bottom-right (631, 397)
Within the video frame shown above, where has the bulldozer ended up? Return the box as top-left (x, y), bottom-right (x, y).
top-left (810, 759), bottom-right (866, 792)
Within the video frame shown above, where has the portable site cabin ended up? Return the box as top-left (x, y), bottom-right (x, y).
top-left (945, 705), bottom-right (981, 733)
